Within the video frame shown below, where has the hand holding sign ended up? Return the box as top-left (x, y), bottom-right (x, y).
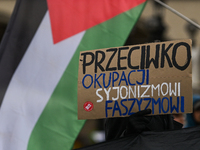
top-left (126, 109), bottom-right (152, 134)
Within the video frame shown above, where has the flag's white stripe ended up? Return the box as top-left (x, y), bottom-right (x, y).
top-left (0, 11), bottom-right (85, 150)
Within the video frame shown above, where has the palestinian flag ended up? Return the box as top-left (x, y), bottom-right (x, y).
top-left (0, 0), bottom-right (146, 149)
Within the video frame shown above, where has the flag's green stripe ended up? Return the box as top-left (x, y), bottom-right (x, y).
top-left (27, 3), bottom-right (146, 150)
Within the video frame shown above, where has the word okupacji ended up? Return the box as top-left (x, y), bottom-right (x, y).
top-left (82, 69), bottom-right (149, 89)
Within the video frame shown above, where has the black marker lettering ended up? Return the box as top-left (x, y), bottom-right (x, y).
top-left (172, 42), bottom-right (191, 71)
top-left (118, 47), bottom-right (128, 70)
top-left (81, 52), bottom-right (94, 74)
top-left (140, 46), bottom-right (146, 69)
top-left (146, 44), bottom-right (159, 68)
top-left (161, 43), bottom-right (173, 68)
top-left (128, 46), bottom-right (140, 69)
top-left (106, 48), bottom-right (117, 71)
top-left (95, 50), bottom-right (105, 73)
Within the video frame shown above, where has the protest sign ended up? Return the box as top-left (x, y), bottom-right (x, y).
top-left (77, 39), bottom-right (192, 119)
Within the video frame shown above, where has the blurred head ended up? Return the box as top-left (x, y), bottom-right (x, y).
top-left (193, 100), bottom-right (200, 125)
top-left (173, 114), bottom-right (185, 125)
top-left (185, 95), bottom-right (200, 128)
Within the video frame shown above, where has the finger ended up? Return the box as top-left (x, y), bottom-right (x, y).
top-left (131, 109), bottom-right (152, 117)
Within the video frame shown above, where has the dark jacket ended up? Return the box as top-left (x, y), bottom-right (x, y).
top-left (105, 109), bottom-right (183, 141)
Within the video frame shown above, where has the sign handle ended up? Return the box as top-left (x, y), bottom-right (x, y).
top-left (154, 0), bottom-right (200, 30)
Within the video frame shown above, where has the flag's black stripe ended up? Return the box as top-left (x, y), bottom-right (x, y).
top-left (75, 126), bottom-right (200, 150)
top-left (0, 0), bottom-right (48, 107)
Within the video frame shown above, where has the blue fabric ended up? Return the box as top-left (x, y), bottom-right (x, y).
top-left (185, 95), bottom-right (200, 128)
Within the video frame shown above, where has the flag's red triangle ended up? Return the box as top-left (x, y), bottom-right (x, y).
top-left (47, 0), bottom-right (146, 44)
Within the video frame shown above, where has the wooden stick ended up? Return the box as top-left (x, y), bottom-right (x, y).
top-left (154, 0), bottom-right (200, 30)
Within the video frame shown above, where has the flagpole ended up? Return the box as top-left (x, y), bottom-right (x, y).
top-left (154, 0), bottom-right (200, 30)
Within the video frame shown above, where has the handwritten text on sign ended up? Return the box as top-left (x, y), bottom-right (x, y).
top-left (78, 40), bottom-right (192, 119)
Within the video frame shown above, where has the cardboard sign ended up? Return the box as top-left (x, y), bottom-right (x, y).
top-left (77, 39), bottom-right (192, 119)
